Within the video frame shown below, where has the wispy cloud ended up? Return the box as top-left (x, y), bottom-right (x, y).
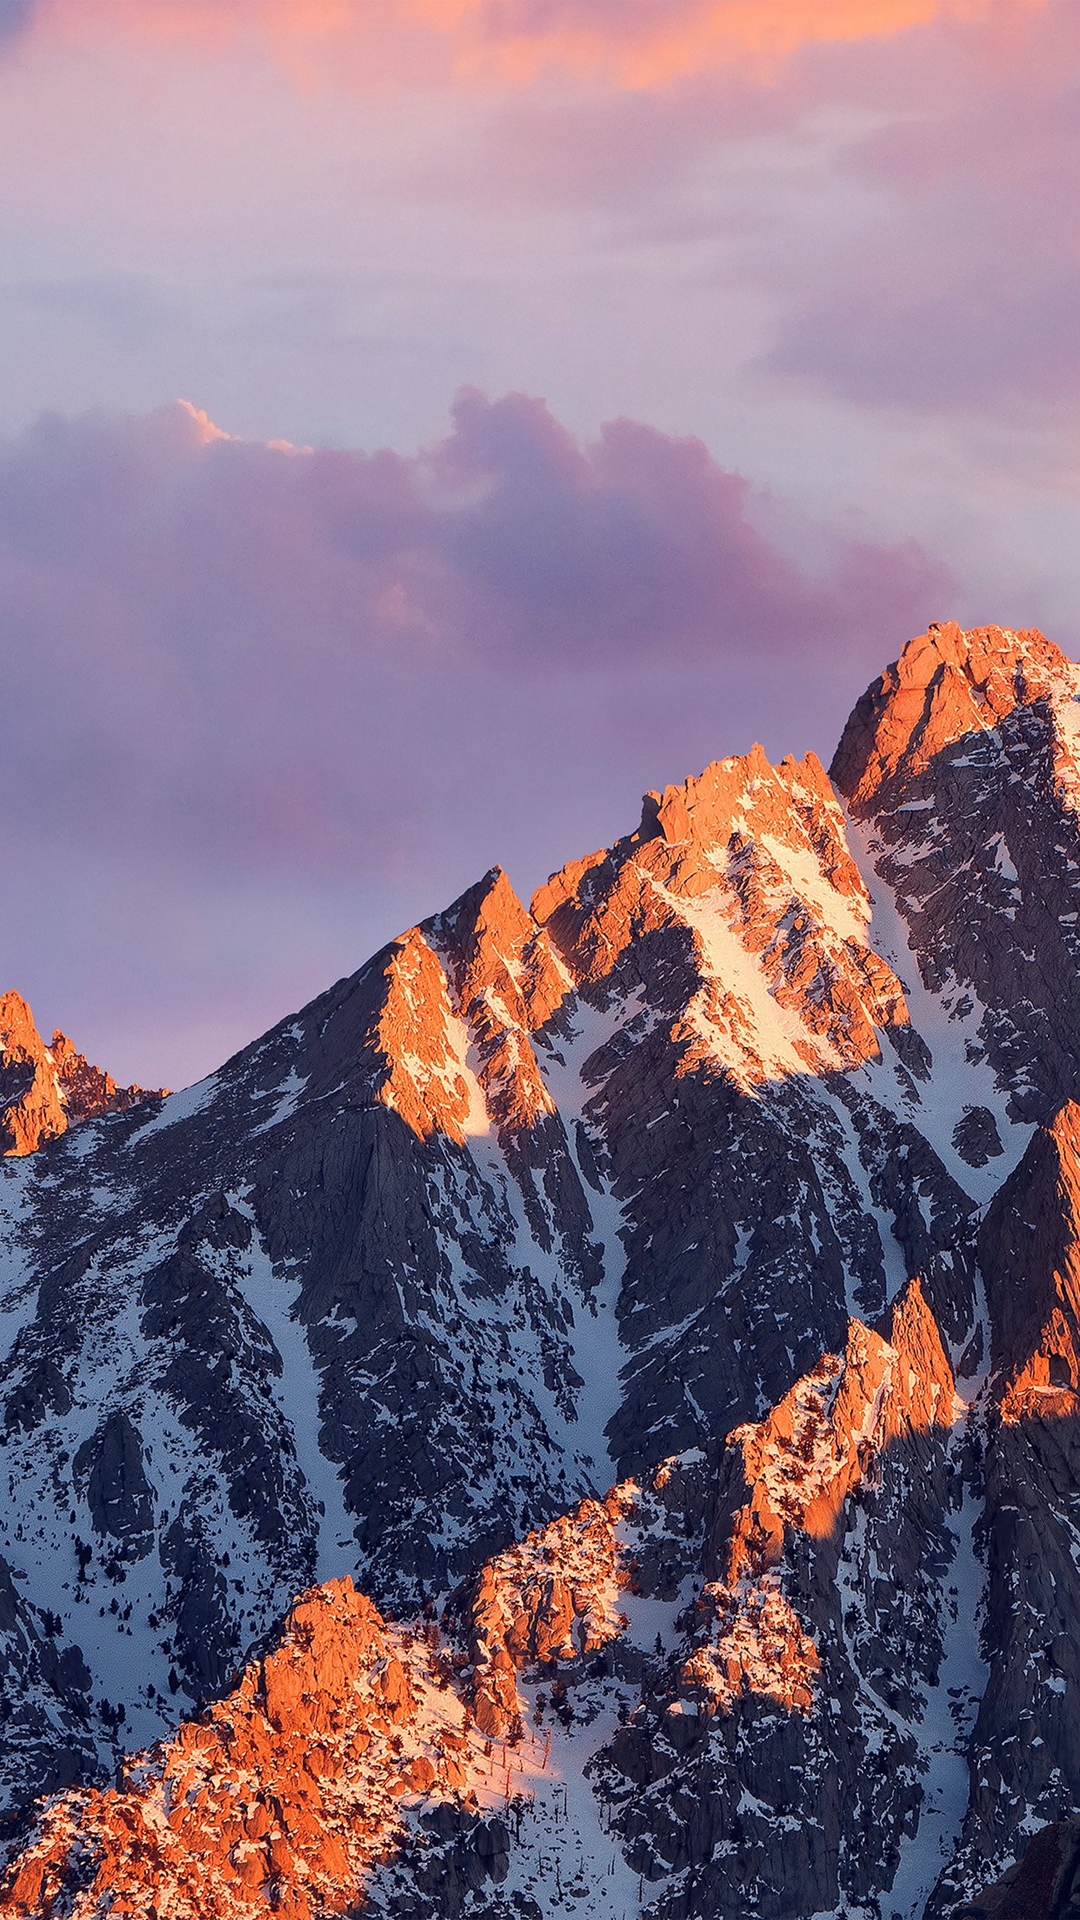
top-left (38, 0), bottom-right (1025, 86)
top-left (2, 272), bottom-right (184, 349)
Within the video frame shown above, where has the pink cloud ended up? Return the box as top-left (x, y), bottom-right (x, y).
top-left (26, 0), bottom-right (1030, 88)
top-left (0, 391), bottom-right (950, 1085)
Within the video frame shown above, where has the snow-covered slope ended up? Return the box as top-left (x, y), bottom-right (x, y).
top-left (0, 623), bottom-right (1078, 1919)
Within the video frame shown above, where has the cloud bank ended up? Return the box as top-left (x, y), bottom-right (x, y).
top-left (0, 392), bottom-right (948, 1085)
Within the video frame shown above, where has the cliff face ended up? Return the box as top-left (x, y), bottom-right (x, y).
top-left (0, 623), bottom-right (1077, 1918)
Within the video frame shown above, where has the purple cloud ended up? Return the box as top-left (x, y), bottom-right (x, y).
top-left (0, 391), bottom-right (949, 1086)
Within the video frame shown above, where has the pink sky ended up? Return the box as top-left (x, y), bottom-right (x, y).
top-left (0, 0), bottom-right (1075, 1084)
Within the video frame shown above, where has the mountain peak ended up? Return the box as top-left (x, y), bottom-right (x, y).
top-left (0, 990), bottom-right (164, 1156)
top-left (426, 863), bottom-right (568, 1135)
top-left (0, 989), bottom-right (41, 1051)
top-left (428, 864), bottom-right (533, 968)
top-left (831, 621), bottom-right (1071, 809)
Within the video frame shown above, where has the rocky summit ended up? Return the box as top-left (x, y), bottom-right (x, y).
top-left (0, 622), bottom-right (1078, 1918)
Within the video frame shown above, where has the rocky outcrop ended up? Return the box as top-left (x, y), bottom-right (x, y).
top-left (0, 989), bottom-right (162, 1155)
top-left (49, 1027), bottom-right (163, 1126)
top-left (928, 1105), bottom-right (1080, 1912)
top-left (533, 744), bottom-right (918, 1084)
top-left (979, 1100), bottom-right (1080, 1419)
top-left (426, 866), bottom-right (601, 1283)
top-left (599, 1281), bottom-right (971, 1918)
top-left (957, 1820), bottom-right (1080, 1920)
top-left (430, 865), bottom-right (568, 1136)
top-left (681, 1279), bottom-right (956, 1720)
top-left (0, 1576), bottom-right (510, 1920)
top-left (831, 622), bottom-right (1065, 811)
top-left (466, 1485), bottom-right (636, 1736)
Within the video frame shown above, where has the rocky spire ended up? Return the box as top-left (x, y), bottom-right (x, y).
top-left (832, 622), bottom-right (1080, 1120)
top-left (0, 989), bottom-right (162, 1156)
top-left (532, 741), bottom-right (917, 1085)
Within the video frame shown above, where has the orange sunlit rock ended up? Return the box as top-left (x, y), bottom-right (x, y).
top-left (371, 927), bottom-right (476, 1144)
top-left (367, 871), bottom-right (577, 1147)
top-left (0, 1578), bottom-right (500, 1920)
top-left (468, 1485), bottom-right (637, 1736)
top-left (833, 623), bottom-right (1066, 813)
top-left (431, 866), bottom-right (568, 1138)
top-left (682, 1279), bottom-right (958, 1716)
top-left (534, 742), bottom-right (916, 1090)
top-left (0, 989), bottom-right (164, 1157)
top-left (0, 1285), bottom-right (967, 1909)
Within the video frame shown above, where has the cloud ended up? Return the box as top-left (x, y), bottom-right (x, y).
top-left (768, 274), bottom-right (1080, 411)
top-left (381, 0), bottom-right (984, 86)
top-left (0, 391), bottom-right (949, 1085)
top-left (40, 0), bottom-right (1021, 87)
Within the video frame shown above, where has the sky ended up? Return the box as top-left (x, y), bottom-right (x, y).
top-left (0, 0), bottom-right (1076, 1086)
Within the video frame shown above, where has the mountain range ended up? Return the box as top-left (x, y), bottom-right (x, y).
top-left (0, 622), bottom-right (1078, 1919)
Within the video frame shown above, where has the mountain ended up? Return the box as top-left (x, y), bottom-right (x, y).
top-left (0, 621), bottom-right (1077, 1918)
top-left (0, 991), bottom-right (164, 1156)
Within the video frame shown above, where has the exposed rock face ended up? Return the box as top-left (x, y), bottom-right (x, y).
top-left (922, 1106), bottom-right (1080, 1912)
top-left (0, 989), bottom-right (163, 1155)
top-left (530, 740), bottom-right (977, 1471)
top-left (979, 1100), bottom-right (1080, 1418)
top-left (1, 622), bottom-right (1080, 1917)
top-left (832, 623), bottom-right (1066, 811)
top-left (686, 1278), bottom-right (956, 1717)
top-left (833, 622), bottom-right (1080, 1119)
top-left (0, 1553), bottom-right (94, 1843)
top-left (466, 1485), bottom-right (636, 1737)
top-left (0, 1576), bottom-right (512, 1920)
top-left (957, 1819), bottom-right (1080, 1920)
top-left (0, 1283), bottom-right (972, 1920)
